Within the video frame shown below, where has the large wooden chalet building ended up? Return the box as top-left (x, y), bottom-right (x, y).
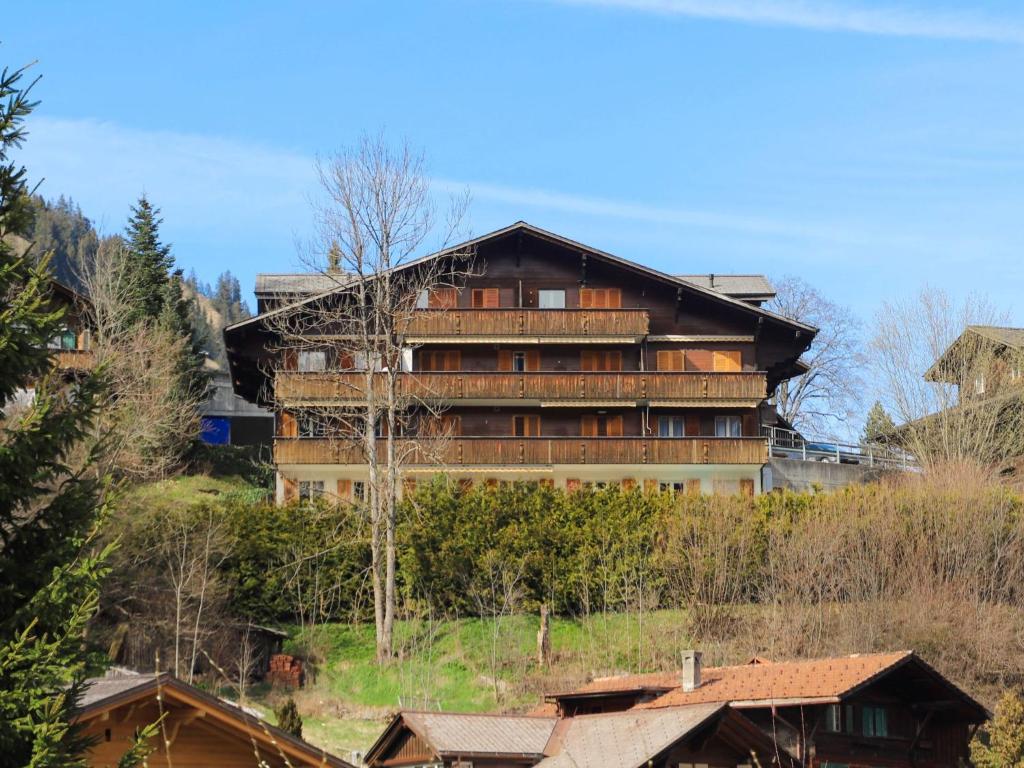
top-left (225, 222), bottom-right (815, 502)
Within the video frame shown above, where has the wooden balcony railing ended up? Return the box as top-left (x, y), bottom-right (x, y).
top-left (277, 371), bottom-right (767, 404)
top-left (403, 309), bottom-right (649, 338)
top-left (53, 349), bottom-right (96, 371)
top-left (274, 437), bottom-right (768, 466)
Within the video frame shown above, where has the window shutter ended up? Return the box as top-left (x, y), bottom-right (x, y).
top-left (566, 478), bottom-right (582, 492)
top-left (336, 479), bottom-right (352, 501)
top-left (429, 288), bottom-right (457, 308)
top-left (579, 288), bottom-right (594, 308)
top-left (606, 351), bottom-right (623, 371)
top-left (402, 477), bottom-right (417, 496)
top-left (473, 288), bottom-right (500, 308)
top-left (283, 477), bottom-right (297, 503)
top-left (526, 350), bottom-right (541, 371)
top-left (657, 350), bottom-right (684, 371)
top-left (445, 350), bottom-right (462, 371)
top-left (742, 413), bottom-right (757, 436)
top-left (581, 350), bottom-right (596, 371)
top-left (739, 478), bottom-right (755, 497)
top-left (281, 349), bottom-right (297, 371)
top-left (686, 478), bottom-right (702, 495)
top-left (643, 478), bottom-right (658, 494)
top-left (279, 411), bottom-right (297, 438)
top-left (606, 288), bottom-right (622, 308)
top-left (684, 349), bottom-right (713, 372)
top-left (498, 350), bottom-right (513, 371)
top-left (685, 414), bottom-right (701, 437)
top-left (712, 350), bottom-right (742, 372)
top-left (539, 478), bottom-right (554, 489)
top-left (621, 478), bottom-right (637, 491)
top-left (581, 415), bottom-right (598, 437)
top-left (607, 415), bottom-right (623, 437)
top-left (485, 477), bottom-right (499, 489)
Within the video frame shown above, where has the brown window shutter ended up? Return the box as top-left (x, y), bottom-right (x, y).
top-left (527, 415), bottom-right (541, 436)
top-left (566, 478), bottom-right (581, 492)
top-left (402, 477), bottom-right (417, 496)
top-left (621, 478), bottom-right (637, 491)
top-left (446, 415), bottom-right (462, 436)
top-left (607, 288), bottom-right (622, 308)
top-left (712, 350), bottom-right (742, 372)
top-left (686, 478), bottom-right (702, 495)
top-left (579, 288), bottom-right (594, 308)
top-left (473, 288), bottom-right (500, 308)
top-left (657, 350), bottom-right (684, 371)
top-left (458, 478), bottom-right (474, 493)
top-left (485, 477), bottom-right (499, 489)
top-left (279, 411), bottom-right (297, 438)
top-left (338, 352), bottom-right (354, 369)
top-left (684, 349), bottom-right (713, 372)
top-left (643, 478), bottom-right (658, 494)
top-left (742, 413), bottom-right (757, 436)
top-left (429, 288), bottom-right (457, 308)
top-left (539, 478), bottom-right (554, 489)
top-left (581, 415), bottom-right (598, 437)
top-left (498, 350), bottom-right (513, 371)
top-left (607, 351), bottom-right (623, 371)
top-left (685, 414), bottom-right (701, 437)
top-left (740, 478), bottom-right (755, 497)
top-left (607, 415), bottom-right (623, 437)
top-left (283, 477), bottom-right (297, 503)
top-left (446, 350), bottom-right (461, 371)
top-left (336, 479), bottom-right (352, 501)
top-left (581, 350), bottom-right (596, 371)
top-left (281, 348), bottom-right (297, 371)
top-left (526, 349), bottom-right (541, 371)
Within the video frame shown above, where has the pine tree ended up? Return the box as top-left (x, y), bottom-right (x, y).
top-left (274, 697), bottom-right (303, 739)
top-left (973, 690), bottom-right (1024, 768)
top-left (159, 269), bottom-right (208, 399)
top-left (862, 400), bottom-right (897, 444)
top-left (122, 195), bottom-right (173, 324)
top-left (0, 61), bottom-right (146, 767)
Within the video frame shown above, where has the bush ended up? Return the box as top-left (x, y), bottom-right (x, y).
top-left (274, 697), bottom-right (303, 739)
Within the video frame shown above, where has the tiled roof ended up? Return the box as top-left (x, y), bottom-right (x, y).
top-left (538, 704), bottom-right (724, 768)
top-left (403, 711), bottom-right (558, 757)
top-left (557, 652), bottom-right (913, 707)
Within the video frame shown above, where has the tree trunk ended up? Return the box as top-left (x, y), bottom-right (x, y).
top-left (537, 603), bottom-right (551, 667)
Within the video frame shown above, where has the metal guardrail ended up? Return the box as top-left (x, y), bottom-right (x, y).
top-left (761, 426), bottom-right (914, 469)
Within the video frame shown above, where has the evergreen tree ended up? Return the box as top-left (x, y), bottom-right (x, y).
top-left (159, 269), bottom-right (208, 399)
top-left (861, 400), bottom-right (896, 444)
top-left (973, 690), bottom-right (1024, 768)
top-left (0, 61), bottom-right (146, 767)
top-left (274, 697), bottom-right (303, 739)
top-left (122, 195), bottom-right (173, 324)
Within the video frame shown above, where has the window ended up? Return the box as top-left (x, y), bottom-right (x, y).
top-left (660, 482), bottom-right (686, 494)
top-left (499, 350), bottom-right (539, 371)
top-left (298, 413), bottom-right (326, 438)
top-left (579, 287), bottom-right (622, 308)
top-left (513, 415), bottom-right (541, 437)
top-left (581, 350), bottom-right (622, 371)
top-left (862, 705), bottom-right (888, 738)
top-left (824, 704), bottom-right (842, 733)
top-left (538, 289), bottom-right (566, 309)
top-left (419, 287), bottom-right (457, 308)
top-left (298, 350), bottom-right (327, 372)
top-left (472, 288), bottom-right (500, 308)
top-left (659, 416), bottom-right (685, 437)
top-left (353, 481), bottom-right (366, 502)
top-left (298, 480), bottom-right (324, 501)
top-left (581, 414), bottom-right (623, 437)
top-left (974, 375), bottom-right (986, 395)
top-left (714, 415), bottom-right (742, 437)
top-left (49, 328), bottom-right (78, 350)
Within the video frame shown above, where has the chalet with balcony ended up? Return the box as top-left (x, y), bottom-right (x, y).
top-left (364, 651), bottom-right (986, 768)
top-left (224, 222), bottom-right (816, 501)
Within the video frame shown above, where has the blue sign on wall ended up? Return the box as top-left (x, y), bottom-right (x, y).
top-left (200, 416), bottom-right (231, 445)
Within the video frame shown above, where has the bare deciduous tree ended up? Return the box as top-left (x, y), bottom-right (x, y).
top-left (768, 275), bottom-right (862, 435)
top-left (78, 236), bottom-right (202, 478)
top-left (267, 134), bottom-right (473, 662)
top-left (868, 287), bottom-right (1024, 469)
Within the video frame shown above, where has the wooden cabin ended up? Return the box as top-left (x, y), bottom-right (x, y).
top-left (225, 221), bottom-right (816, 501)
top-left (75, 670), bottom-right (351, 768)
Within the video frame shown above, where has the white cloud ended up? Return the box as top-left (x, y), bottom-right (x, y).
top-left (546, 0), bottom-right (1024, 43)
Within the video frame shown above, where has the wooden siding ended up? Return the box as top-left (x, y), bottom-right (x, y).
top-left (404, 308), bottom-right (649, 337)
top-left (274, 437), bottom-right (767, 465)
top-left (54, 349), bottom-right (96, 370)
top-left (276, 371), bottom-right (767, 404)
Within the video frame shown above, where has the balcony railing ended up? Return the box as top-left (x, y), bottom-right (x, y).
top-left (277, 371), bottom-right (767, 404)
top-left (403, 309), bottom-right (649, 338)
top-left (274, 437), bottom-right (768, 466)
top-left (53, 349), bottom-right (96, 371)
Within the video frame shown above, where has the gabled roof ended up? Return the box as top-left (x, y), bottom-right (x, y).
top-left (75, 670), bottom-right (352, 768)
top-left (365, 710), bottom-right (558, 764)
top-left (675, 274), bottom-right (775, 301)
top-left (538, 703), bottom-right (725, 768)
top-left (968, 325), bottom-right (1024, 349)
top-left (549, 651), bottom-right (987, 720)
top-left (255, 272), bottom-right (353, 297)
top-left (926, 325), bottom-right (1024, 382)
top-left (226, 221), bottom-right (816, 336)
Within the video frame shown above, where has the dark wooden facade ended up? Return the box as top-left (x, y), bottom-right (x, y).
top-left (224, 223), bottom-right (815, 500)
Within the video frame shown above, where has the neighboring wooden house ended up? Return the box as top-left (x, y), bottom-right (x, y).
top-left (365, 705), bottom-right (794, 768)
top-left (926, 325), bottom-right (1024, 403)
top-left (225, 221), bottom-right (816, 500)
top-left (364, 650), bottom-right (986, 768)
top-left (75, 670), bottom-right (351, 768)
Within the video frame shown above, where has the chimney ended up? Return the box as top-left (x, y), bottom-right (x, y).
top-left (681, 650), bottom-right (702, 692)
top-left (708, 273), bottom-right (715, 288)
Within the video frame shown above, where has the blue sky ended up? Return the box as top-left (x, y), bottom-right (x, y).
top-left (8, 0), bottom-right (1024, 328)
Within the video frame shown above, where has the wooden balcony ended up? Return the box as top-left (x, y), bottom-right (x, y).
top-left (53, 349), bottom-right (96, 371)
top-left (402, 309), bottom-right (649, 340)
top-left (276, 371), bottom-right (767, 405)
top-left (274, 437), bottom-right (768, 466)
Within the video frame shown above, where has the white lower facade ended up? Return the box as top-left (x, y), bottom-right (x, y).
top-left (275, 463), bottom-right (765, 504)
